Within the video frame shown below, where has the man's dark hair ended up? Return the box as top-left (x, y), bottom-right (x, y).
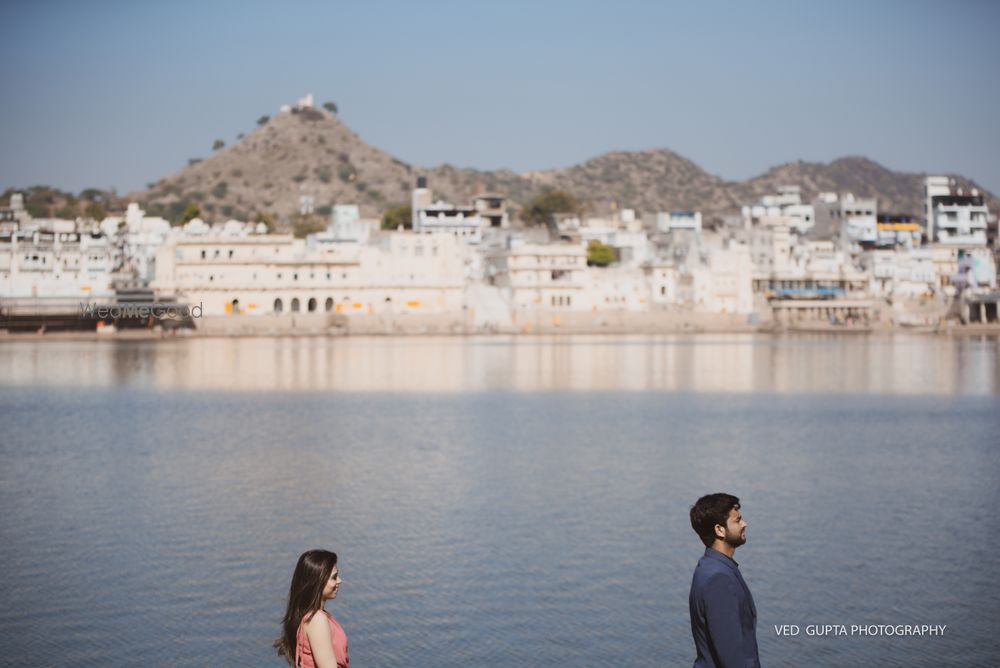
top-left (690, 493), bottom-right (740, 547)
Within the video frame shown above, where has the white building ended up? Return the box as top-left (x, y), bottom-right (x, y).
top-left (484, 238), bottom-right (587, 310)
top-left (741, 185), bottom-right (815, 235)
top-left (750, 224), bottom-right (869, 301)
top-left (643, 260), bottom-right (681, 306)
top-left (154, 229), bottom-right (466, 317)
top-left (0, 224), bottom-right (119, 302)
top-left (98, 203), bottom-right (171, 283)
top-left (924, 176), bottom-right (990, 245)
top-left (582, 266), bottom-right (649, 311)
top-left (875, 214), bottom-right (922, 249)
top-left (410, 178), bottom-right (505, 244)
top-left (644, 210), bottom-right (703, 234)
top-left (863, 249), bottom-right (937, 298)
top-left (311, 204), bottom-right (378, 246)
top-left (558, 210), bottom-right (653, 267)
top-left (641, 238), bottom-right (754, 315)
top-left (924, 246), bottom-right (997, 294)
top-left (812, 192), bottom-right (878, 249)
top-left (690, 243), bottom-right (755, 314)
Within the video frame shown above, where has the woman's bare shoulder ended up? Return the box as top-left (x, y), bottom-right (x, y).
top-left (304, 610), bottom-right (330, 630)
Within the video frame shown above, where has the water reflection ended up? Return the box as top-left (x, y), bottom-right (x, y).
top-left (0, 334), bottom-right (997, 394)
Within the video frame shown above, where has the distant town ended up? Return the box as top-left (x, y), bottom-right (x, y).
top-left (1, 97), bottom-right (998, 336)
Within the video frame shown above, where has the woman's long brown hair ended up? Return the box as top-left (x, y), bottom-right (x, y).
top-left (274, 549), bottom-right (338, 666)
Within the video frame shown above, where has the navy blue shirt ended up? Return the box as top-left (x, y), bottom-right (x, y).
top-left (689, 547), bottom-right (760, 668)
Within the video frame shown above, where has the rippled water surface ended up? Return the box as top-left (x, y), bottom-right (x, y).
top-left (0, 335), bottom-right (998, 667)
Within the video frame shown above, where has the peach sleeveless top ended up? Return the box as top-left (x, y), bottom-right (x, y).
top-left (295, 610), bottom-right (349, 668)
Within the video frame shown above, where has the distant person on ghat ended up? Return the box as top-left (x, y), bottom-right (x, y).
top-left (688, 493), bottom-right (759, 668)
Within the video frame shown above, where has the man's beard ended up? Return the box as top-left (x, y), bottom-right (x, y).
top-left (725, 530), bottom-right (746, 548)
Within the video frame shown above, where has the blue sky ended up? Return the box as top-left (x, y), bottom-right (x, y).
top-left (2, 0), bottom-right (998, 196)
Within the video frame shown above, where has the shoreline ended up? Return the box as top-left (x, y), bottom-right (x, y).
top-left (2, 321), bottom-right (998, 342)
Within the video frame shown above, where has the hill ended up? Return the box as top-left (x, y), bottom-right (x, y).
top-left (130, 107), bottom-right (999, 229)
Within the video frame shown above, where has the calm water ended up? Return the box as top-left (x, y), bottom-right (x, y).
top-left (0, 334), bottom-right (998, 667)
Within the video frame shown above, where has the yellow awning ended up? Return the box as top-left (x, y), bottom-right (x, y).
top-left (877, 223), bottom-right (921, 231)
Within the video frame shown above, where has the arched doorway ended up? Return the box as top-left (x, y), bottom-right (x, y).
top-left (273, 298), bottom-right (283, 314)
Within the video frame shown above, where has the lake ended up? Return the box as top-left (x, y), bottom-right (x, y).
top-left (0, 334), bottom-right (998, 667)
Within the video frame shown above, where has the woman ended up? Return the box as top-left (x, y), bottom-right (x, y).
top-left (275, 549), bottom-right (349, 668)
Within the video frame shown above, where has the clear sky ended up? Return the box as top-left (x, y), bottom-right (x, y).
top-left (2, 0), bottom-right (998, 196)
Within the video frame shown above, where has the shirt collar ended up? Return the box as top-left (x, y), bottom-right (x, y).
top-left (704, 546), bottom-right (739, 569)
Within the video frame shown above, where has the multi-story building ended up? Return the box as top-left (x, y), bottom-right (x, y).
top-left (410, 177), bottom-right (505, 244)
top-left (644, 210), bottom-right (703, 234)
top-left (741, 185), bottom-right (815, 235)
top-left (95, 203), bottom-right (171, 283)
top-left (153, 228), bottom-right (466, 317)
top-left (812, 192), bottom-right (878, 249)
top-left (690, 243), bottom-right (755, 314)
top-left (0, 224), bottom-right (118, 301)
top-left (484, 238), bottom-right (587, 310)
top-left (875, 213), bottom-right (922, 248)
top-left (582, 266), bottom-right (649, 311)
top-left (863, 249), bottom-right (936, 298)
top-left (924, 176), bottom-right (990, 245)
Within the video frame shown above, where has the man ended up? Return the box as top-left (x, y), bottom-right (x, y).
top-left (688, 493), bottom-right (759, 668)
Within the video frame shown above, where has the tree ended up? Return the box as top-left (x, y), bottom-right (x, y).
top-left (587, 240), bottom-right (617, 267)
top-left (253, 211), bottom-right (275, 232)
top-left (212, 139), bottom-right (225, 150)
top-left (84, 201), bottom-right (106, 221)
top-left (522, 190), bottom-right (579, 227)
top-left (257, 115), bottom-right (270, 126)
top-left (79, 188), bottom-right (105, 201)
top-left (381, 204), bottom-right (412, 230)
top-left (323, 101), bottom-right (338, 114)
top-left (292, 214), bottom-right (325, 238)
top-left (180, 202), bottom-right (201, 223)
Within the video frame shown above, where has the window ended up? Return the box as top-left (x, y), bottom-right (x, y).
top-left (201, 250), bottom-right (206, 259)
top-left (291, 298), bottom-right (300, 312)
top-left (308, 298), bottom-right (317, 312)
top-left (325, 298), bottom-right (333, 312)
top-left (273, 298), bottom-right (283, 313)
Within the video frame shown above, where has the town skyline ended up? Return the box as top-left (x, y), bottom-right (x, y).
top-left (2, 0), bottom-right (999, 195)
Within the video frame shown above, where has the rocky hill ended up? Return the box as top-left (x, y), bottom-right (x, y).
top-left (133, 106), bottom-right (999, 229)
